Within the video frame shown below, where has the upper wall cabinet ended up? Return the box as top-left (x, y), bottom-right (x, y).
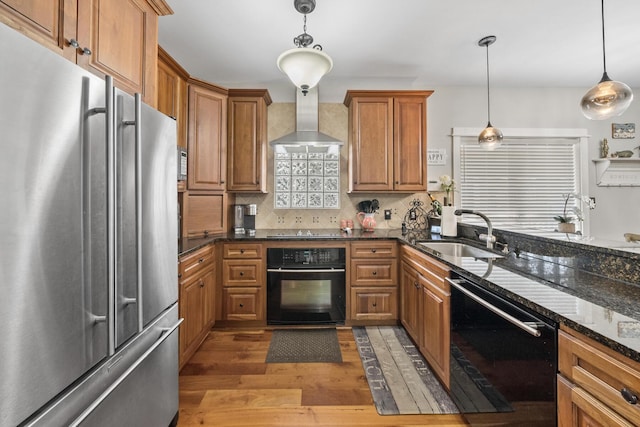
top-left (187, 79), bottom-right (228, 191)
top-left (157, 46), bottom-right (188, 148)
top-left (226, 89), bottom-right (272, 193)
top-left (0, 0), bottom-right (172, 106)
top-left (344, 90), bottom-right (433, 192)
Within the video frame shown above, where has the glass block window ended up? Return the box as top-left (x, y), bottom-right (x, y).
top-left (274, 147), bottom-right (340, 209)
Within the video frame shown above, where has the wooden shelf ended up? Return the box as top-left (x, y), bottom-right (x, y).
top-left (592, 158), bottom-right (640, 186)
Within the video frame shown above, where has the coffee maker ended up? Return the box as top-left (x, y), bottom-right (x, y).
top-left (234, 204), bottom-right (257, 236)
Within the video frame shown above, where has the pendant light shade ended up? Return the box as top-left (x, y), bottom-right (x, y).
top-left (277, 0), bottom-right (332, 95)
top-left (277, 47), bottom-right (333, 95)
top-left (478, 35), bottom-right (503, 150)
top-left (580, 0), bottom-right (633, 120)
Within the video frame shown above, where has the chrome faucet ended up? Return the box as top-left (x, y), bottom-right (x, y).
top-left (453, 209), bottom-right (496, 249)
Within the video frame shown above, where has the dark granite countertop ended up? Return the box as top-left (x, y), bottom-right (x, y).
top-left (178, 228), bottom-right (640, 362)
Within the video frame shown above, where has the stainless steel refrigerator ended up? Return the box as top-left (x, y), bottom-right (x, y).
top-left (0, 23), bottom-right (181, 427)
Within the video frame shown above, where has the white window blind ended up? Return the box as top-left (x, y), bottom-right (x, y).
top-left (452, 128), bottom-right (590, 236)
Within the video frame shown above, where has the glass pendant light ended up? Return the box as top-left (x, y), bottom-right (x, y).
top-left (277, 0), bottom-right (333, 96)
top-left (581, 0), bottom-right (633, 120)
top-left (478, 35), bottom-right (503, 150)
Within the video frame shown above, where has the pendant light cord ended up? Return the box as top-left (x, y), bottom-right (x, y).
top-left (485, 43), bottom-right (491, 125)
top-left (600, 0), bottom-right (608, 75)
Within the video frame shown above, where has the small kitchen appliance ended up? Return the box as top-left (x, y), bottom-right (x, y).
top-left (234, 204), bottom-right (257, 235)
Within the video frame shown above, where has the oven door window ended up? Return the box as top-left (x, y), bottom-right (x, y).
top-left (281, 279), bottom-right (332, 311)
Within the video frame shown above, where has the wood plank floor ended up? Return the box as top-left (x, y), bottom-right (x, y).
top-left (178, 327), bottom-right (470, 426)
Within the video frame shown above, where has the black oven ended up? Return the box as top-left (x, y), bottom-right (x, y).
top-left (267, 247), bottom-right (346, 325)
top-left (446, 274), bottom-right (557, 426)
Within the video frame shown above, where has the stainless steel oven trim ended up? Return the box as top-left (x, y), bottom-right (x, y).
top-left (446, 277), bottom-right (542, 337)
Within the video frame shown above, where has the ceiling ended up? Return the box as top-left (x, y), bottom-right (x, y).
top-left (158, 0), bottom-right (640, 103)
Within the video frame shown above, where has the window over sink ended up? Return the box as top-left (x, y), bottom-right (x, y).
top-left (452, 127), bottom-right (590, 237)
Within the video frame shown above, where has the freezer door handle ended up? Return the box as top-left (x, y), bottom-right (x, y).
top-left (123, 93), bottom-right (143, 332)
top-left (68, 318), bottom-right (183, 427)
top-left (105, 75), bottom-right (116, 356)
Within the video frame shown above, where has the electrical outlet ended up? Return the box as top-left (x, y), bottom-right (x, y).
top-left (589, 197), bottom-right (596, 209)
top-left (384, 209), bottom-right (392, 220)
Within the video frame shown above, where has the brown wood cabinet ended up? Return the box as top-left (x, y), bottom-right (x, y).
top-left (178, 244), bottom-right (215, 369)
top-left (349, 241), bottom-right (398, 323)
top-left (221, 243), bottom-right (265, 322)
top-left (400, 244), bottom-right (451, 387)
top-left (226, 89), bottom-right (272, 193)
top-left (343, 90), bottom-right (433, 192)
top-left (557, 326), bottom-right (640, 427)
top-left (187, 79), bottom-right (228, 191)
top-left (0, 0), bottom-right (171, 105)
top-left (182, 192), bottom-right (228, 237)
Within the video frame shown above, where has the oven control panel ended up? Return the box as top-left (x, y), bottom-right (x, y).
top-left (267, 248), bottom-right (345, 268)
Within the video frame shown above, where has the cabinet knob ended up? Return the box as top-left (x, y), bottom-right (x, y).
top-left (414, 282), bottom-right (419, 289)
top-left (239, 303), bottom-right (244, 308)
top-left (198, 258), bottom-right (204, 263)
top-left (372, 271), bottom-right (377, 276)
top-left (371, 248), bottom-right (377, 253)
top-left (239, 271), bottom-right (244, 276)
top-left (372, 302), bottom-right (377, 307)
top-left (68, 38), bottom-right (80, 48)
top-left (81, 47), bottom-right (92, 56)
top-left (621, 388), bottom-right (638, 405)
top-left (199, 279), bottom-right (204, 288)
top-left (240, 249), bottom-right (245, 254)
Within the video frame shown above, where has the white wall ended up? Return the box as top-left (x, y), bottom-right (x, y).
top-left (426, 86), bottom-right (640, 242)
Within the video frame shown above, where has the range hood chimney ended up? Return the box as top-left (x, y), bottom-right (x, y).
top-left (269, 87), bottom-right (344, 148)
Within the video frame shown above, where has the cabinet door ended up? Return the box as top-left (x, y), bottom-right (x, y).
top-left (400, 261), bottom-right (420, 340)
top-left (394, 97), bottom-right (427, 191)
top-left (227, 95), bottom-right (268, 192)
top-left (0, 0), bottom-right (77, 61)
top-left (77, 0), bottom-right (158, 104)
top-left (180, 276), bottom-right (205, 363)
top-left (421, 278), bottom-right (450, 386)
top-left (157, 48), bottom-right (188, 147)
top-left (188, 84), bottom-right (227, 191)
top-left (349, 97), bottom-right (394, 191)
top-left (183, 192), bottom-right (227, 237)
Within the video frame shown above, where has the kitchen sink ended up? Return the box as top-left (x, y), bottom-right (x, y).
top-left (418, 242), bottom-right (503, 259)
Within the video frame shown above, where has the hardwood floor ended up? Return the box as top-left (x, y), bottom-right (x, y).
top-left (178, 327), bottom-right (469, 426)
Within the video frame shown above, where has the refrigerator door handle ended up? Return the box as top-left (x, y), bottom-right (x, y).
top-left (105, 75), bottom-right (116, 356)
top-left (122, 93), bottom-right (143, 332)
top-left (68, 318), bottom-right (183, 427)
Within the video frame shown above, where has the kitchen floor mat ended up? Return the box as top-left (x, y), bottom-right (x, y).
top-left (353, 326), bottom-right (460, 415)
top-left (265, 328), bottom-right (342, 363)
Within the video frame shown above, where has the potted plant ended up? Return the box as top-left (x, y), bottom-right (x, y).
top-left (554, 193), bottom-right (592, 234)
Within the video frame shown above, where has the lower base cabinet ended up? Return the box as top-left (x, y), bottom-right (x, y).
top-left (400, 244), bottom-right (450, 387)
top-left (221, 243), bottom-right (265, 323)
top-left (557, 326), bottom-right (640, 426)
top-left (178, 244), bottom-right (215, 369)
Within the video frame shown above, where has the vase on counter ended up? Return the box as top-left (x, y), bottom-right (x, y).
top-left (357, 212), bottom-right (376, 231)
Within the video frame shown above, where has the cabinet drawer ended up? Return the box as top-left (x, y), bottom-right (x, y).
top-left (179, 244), bottom-right (214, 280)
top-left (222, 287), bottom-right (263, 321)
top-left (351, 241), bottom-right (397, 258)
top-left (223, 243), bottom-right (263, 259)
top-left (222, 259), bottom-right (263, 286)
top-left (350, 287), bottom-right (397, 320)
top-left (559, 328), bottom-right (640, 424)
top-left (350, 259), bottom-right (397, 286)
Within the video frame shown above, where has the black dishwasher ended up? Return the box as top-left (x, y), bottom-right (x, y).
top-left (446, 274), bottom-right (557, 426)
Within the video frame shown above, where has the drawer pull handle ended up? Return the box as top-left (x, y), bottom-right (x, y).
top-left (621, 388), bottom-right (638, 405)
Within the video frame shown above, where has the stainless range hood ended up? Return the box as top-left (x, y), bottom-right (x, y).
top-left (269, 87), bottom-right (344, 149)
